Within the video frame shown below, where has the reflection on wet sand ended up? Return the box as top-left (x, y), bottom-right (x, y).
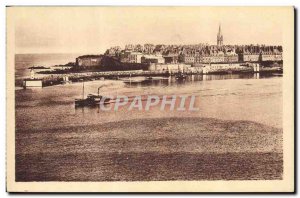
top-left (15, 73), bottom-right (283, 181)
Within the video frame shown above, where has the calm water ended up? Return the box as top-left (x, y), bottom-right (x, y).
top-left (15, 54), bottom-right (283, 130)
top-left (15, 54), bottom-right (283, 181)
top-left (15, 53), bottom-right (81, 86)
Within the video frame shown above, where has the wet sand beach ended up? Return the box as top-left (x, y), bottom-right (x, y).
top-left (16, 117), bottom-right (282, 181)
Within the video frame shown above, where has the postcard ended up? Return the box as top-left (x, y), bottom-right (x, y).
top-left (6, 6), bottom-right (294, 192)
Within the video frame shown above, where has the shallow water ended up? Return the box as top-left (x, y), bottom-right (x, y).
top-left (16, 117), bottom-right (283, 181)
top-left (15, 54), bottom-right (282, 130)
top-left (15, 54), bottom-right (283, 181)
top-left (16, 74), bottom-right (282, 131)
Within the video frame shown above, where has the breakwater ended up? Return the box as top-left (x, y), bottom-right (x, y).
top-left (26, 67), bottom-right (282, 88)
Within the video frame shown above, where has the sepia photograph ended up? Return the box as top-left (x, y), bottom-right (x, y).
top-left (6, 6), bottom-right (294, 192)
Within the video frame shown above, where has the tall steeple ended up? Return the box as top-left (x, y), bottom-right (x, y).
top-left (217, 24), bottom-right (223, 46)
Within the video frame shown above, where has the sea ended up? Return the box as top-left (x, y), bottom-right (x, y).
top-left (15, 53), bottom-right (283, 181)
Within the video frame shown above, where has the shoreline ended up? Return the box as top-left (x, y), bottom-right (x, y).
top-left (16, 117), bottom-right (283, 181)
top-left (22, 68), bottom-right (283, 88)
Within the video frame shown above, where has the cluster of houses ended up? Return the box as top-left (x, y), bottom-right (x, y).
top-left (75, 25), bottom-right (282, 70)
top-left (103, 44), bottom-right (283, 65)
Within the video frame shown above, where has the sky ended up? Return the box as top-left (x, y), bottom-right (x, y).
top-left (8, 7), bottom-right (290, 54)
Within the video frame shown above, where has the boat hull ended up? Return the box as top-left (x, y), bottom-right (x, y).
top-left (75, 98), bottom-right (110, 107)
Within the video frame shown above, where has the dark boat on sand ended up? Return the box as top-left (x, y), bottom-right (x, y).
top-left (75, 82), bottom-right (111, 107)
top-left (75, 94), bottom-right (111, 107)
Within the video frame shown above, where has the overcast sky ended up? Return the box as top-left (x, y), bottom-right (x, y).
top-left (10, 7), bottom-right (289, 54)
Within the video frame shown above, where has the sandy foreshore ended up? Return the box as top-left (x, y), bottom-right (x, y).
top-left (16, 117), bottom-right (283, 181)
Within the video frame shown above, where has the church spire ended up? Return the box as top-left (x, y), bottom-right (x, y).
top-left (217, 24), bottom-right (223, 46)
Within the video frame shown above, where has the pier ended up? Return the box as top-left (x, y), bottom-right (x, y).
top-left (23, 66), bottom-right (283, 88)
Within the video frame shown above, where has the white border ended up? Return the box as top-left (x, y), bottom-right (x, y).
top-left (1, 0), bottom-right (298, 197)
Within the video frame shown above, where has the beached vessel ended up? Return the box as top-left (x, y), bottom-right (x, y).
top-left (75, 94), bottom-right (110, 107)
top-left (75, 82), bottom-right (111, 107)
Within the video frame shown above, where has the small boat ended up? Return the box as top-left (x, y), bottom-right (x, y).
top-left (75, 94), bottom-right (110, 107)
top-left (175, 72), bottom-right (187, 80)
top-left (75, 82), bottom-right (111, 107)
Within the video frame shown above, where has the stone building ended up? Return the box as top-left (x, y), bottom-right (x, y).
top-left (148, 63), bottom-right (192, 73)
top-left (163, 56), bottom-right (178, 64)
top-left (182, 54), bottom-right (195, 64)
top-left (141, 54), bottom-right (165, 64)
top-left (224, 50), bottom-right (238, 62)
top-left (261, 50), bottom-right (283, 61)
top-left (120, 52), bottom-right (144, 63)
top-left (242, 53), bottom-right (260, 62)
top-left (76, 55), bottom-right (102, 67)
top-left (143, 44), bottom-right (155, 54)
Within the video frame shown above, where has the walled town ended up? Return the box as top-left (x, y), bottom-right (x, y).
top-left (75, 25), bottom-right (283, 72)
top-left (25, 25), bottom-right (283, 88)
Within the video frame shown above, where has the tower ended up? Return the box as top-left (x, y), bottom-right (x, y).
top-left (30, 69), bottom-right (35, 79)
top-left (217, 24), bottom-right (223, 46)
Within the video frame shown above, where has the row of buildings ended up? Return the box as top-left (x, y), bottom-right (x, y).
top-left (104, 25), bottom-right (282, 65)
top-left (104, 44), bottom-right (283, 65)
top-left (76, 25), bottom-right (283, 68)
